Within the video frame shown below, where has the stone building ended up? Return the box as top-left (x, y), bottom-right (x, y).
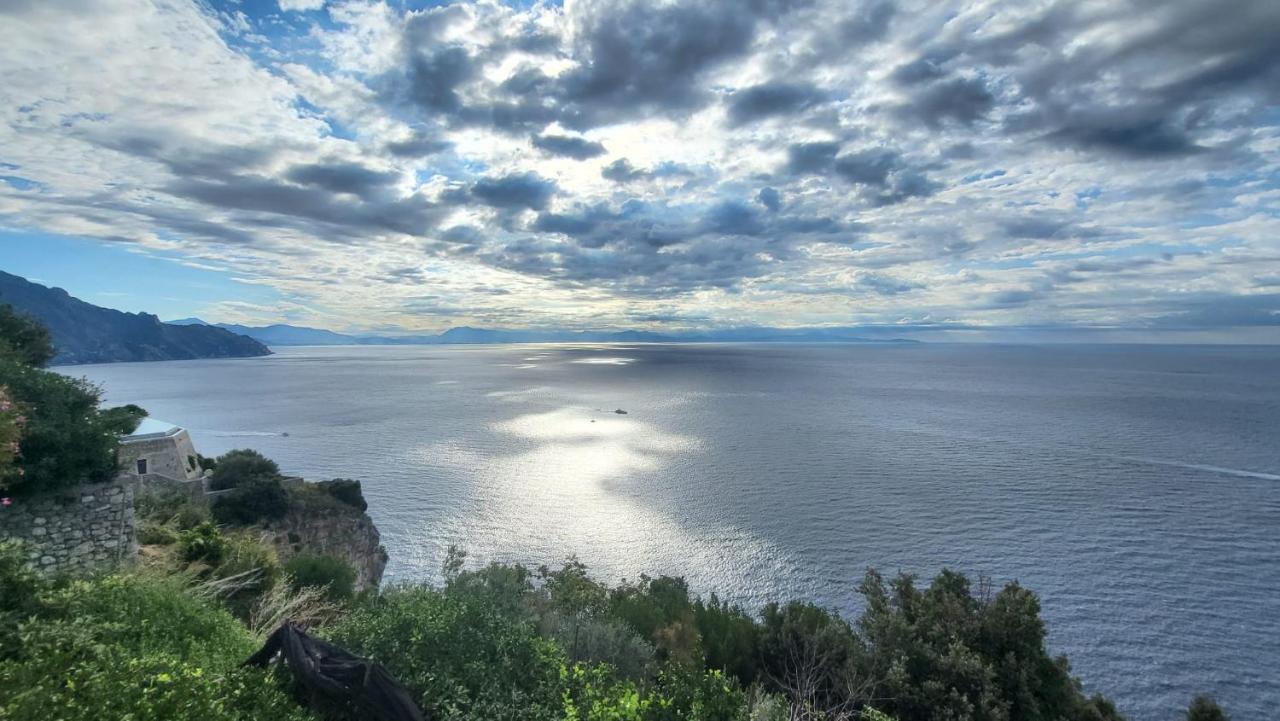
top-left (117, 418), bottom-right (203, 481)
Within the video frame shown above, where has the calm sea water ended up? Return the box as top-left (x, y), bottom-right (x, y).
top-left (66, 343), bottom-right (1280, 720)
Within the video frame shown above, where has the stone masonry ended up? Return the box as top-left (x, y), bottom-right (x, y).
top-left (0, 478), bottom-right (137, 573)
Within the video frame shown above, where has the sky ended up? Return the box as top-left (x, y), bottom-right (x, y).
top-left (0, 0), bottom-right (1278, 341)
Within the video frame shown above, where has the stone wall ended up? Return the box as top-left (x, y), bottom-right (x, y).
top-left (0, 479), bottom-right (137, 573)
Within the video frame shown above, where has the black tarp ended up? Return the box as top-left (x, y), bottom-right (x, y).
top-left (244, 622), bottom-right (426, 721)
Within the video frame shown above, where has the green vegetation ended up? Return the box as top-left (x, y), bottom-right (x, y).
top-left (284, 552), bottom-right (356, 602)
top-left (212, 477), bottom-right (290, 524)
top-left (0, 533), bottom-right (1237, 721)
top-left (0, 306), bottom-right (146, 495)
top-left (0, 543), bottom-right (311, 721)
top-left (209, 448), bottom-right (281, 490)
top-left (314, 477), bottom-right (368, 511)
top-left (0, 304), bottom-right (55, 367)
top-left (1184, 695), bottom-right (1229, 721)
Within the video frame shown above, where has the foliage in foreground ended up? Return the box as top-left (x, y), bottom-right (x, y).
top-left (0, 532), bottom-right (1236, 721)
top-left (0, 543), bottom-right (311, 721)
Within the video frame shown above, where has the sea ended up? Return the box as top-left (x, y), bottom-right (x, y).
top-left (64, 343), bottom-right (1280, 721)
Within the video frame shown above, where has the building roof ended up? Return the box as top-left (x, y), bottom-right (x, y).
top-left (123, 417), bottom-right (183, 439)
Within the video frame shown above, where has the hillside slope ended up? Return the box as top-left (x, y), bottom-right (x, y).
top-left (0, 271), bottom-right (271, 365)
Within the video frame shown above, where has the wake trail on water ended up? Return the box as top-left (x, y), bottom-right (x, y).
top-left (1108, 455), bottom-right (1280, 481)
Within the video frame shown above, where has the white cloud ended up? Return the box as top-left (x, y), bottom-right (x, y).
top-left (0, 0), bottom-right (1276, 340)
top-left (277, 0), bottom-right (325, 12)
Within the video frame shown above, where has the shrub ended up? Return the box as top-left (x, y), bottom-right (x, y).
top-left (284, 552), bottom-right (356, 602)
top-left (315, 478), bottom-right (367, 511)
top-left (856, 569), bottom-right (1125, 721)
top-left (206, 534), bottom-right (283, 618)
top-left (0, 541), bottom-right (45, 658)
top-left (137, 523), bottom-right (179, 546)
top-left (135, 486), bottom-right (193, 523)
top-left (212, 477), bottom-right (289, 525)
top-left (539, 611), bottom-right (657, 680)
top-left (0, 572), bottom-right (313, 721)
top-left (330, 587), bottom-right (567, 721)
top-left (177, 522), bottom-right (229, 566)
top-left (695, 593), bottom-right (761, 684)
top-left (209, 449), bottom-right (280, 491)
top-left (1185, 695), bottom-right (1229, 721)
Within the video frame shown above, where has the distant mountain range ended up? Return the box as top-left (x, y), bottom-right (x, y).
top-left (168, 319), bottom-right (919, 347)
top-left (0, 271), bottom-right (271, 365)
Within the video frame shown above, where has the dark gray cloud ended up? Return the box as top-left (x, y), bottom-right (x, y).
top-left (470, 172), bottom-right (556, 211)
top-left (600, 159), bottom-right (694, 184)
top-left (602, 158), bottom-right (646, 183)
top-left (165, 173), bottom-right (443, 238)
top-left (786, 143), bottom-right (941, 205)
top-left (385, 131), bottom-right (450, 158)
top-left (1045, 117), bottom-right (1203, 158)
top-left (375, 0), bottom-right (812, 133)
top-left (757, 187), bottom-right (781, 212)
top-left (902, 76), bottom-right (995, 127)
top-left (786, 141), bottom-right (841, 174)
top-left (726, 82), bottom-right (825, 125)
top-left (284, 161), bottom-right (398, 200)
top-left (531, 133), bottom-right (607, 160)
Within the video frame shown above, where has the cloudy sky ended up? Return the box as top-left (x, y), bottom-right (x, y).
top-left (1, 0), bottom-right (1278, 341)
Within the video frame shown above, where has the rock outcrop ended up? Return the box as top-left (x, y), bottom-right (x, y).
top-left (259, 498), bottom-right (389, 590)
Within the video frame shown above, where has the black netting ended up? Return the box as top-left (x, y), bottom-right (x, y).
top-left (244, 622), bottom-right (425, 721)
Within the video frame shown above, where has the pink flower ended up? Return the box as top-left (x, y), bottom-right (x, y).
top-left (1, 498), bottom-right (11, 507)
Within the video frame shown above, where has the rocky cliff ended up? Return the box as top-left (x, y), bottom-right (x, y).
top-left (258, 492), bottom-right (389, 590)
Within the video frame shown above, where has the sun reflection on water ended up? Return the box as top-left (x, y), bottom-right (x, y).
top-left (411, 404), bottom-right (796, 595)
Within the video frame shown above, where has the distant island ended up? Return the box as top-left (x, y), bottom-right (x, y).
top-left (169, 318), bottom-right (922, 347)
top-left (0, 271), bottom-right (270, 365)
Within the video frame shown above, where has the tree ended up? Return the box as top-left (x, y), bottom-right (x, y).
top-left (0, 358), bottom-right (139, 494)
top-left (1185, 695), bottom-right (1229, 721)
top-left (211, 477), bottom-right (289, 524)
top-left (208, 449), bottom-right (280, 490)
top-left (0, 304), bottom-right (54, 367)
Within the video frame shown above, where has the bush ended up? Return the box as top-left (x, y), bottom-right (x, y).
top-left (330, 587), bottom-right (567, 721)
top-left (138, 523), bottom-right (179, 546)
top-left (284, 552), bottom-right (356, 602)
top-left (856, 569), bottom-right (1124, 721)
top-left (1186, 695), bottom-right (1229, 721)
top-left (0, 542), bottom-right (44, 658)
top-left (209, 449), bottom-right (280, 491)
top-left (315, 478), bottom-right (367, 511)
top-left (211, 534), bottom-right (283, 617)
top-left (212, 477), bottom-right (289, 525)
top-left (0, 571), bottom-right (312, 721)
top-left (177, 522), bottom-right (229, 567)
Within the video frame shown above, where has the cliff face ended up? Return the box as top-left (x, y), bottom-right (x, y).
top-left (260, 501), bottom-right (389, 590)
top-left (0, 270), bottom-right (272, 364)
